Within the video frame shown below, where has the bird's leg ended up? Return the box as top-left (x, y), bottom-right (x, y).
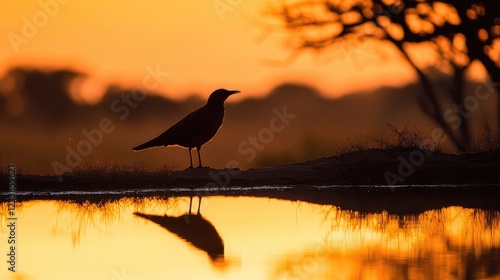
top-left (196, 146), bottom-right (203, 168)
top-left (197, 196), bottom-right (202, 215)
top-left (188, 148), bottom-right (193, 169)
top-left (189, 196), bottom-right (193, 216)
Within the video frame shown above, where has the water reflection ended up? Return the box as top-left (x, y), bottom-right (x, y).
top-left (134, 196), bottom-right (225, 263)
top-left (273, 206), bottom-right (500, 280)
top-left (0, 197), bottom-right (498, 280)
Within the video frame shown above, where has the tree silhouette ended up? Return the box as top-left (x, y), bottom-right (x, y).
top-left (272, 0), bottom-right (500, 151)
top-left (0, 67), bottom-right (83, 124)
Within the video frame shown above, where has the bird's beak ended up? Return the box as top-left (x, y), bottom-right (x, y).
top-left (229, 90), bottom-right (240, 95)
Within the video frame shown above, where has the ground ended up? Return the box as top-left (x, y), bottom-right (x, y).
top-left (2, 149), bottom-right (499, 214)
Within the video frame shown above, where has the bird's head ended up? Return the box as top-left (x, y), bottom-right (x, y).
top-left (207, 89), bottom-right (240, 106)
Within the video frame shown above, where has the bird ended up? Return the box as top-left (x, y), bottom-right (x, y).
top-left (132, 88), bottom-right (239, 168)
top-left (133, 196), bottom-right (224, 262)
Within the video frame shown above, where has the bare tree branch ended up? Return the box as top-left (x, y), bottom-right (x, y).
top-left (270, 0), bottom-right (500, 150)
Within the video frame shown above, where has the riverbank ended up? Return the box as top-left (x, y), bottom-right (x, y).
top-left (3, 148), bottom-right (499, 191)
top-left (1, 149), bottom-right (500, 214)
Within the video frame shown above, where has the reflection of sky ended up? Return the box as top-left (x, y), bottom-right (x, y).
top-left (0, 197), bottom-right (499, 280)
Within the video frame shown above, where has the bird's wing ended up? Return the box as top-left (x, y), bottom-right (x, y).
top-left (165, 107), bottom-right (212, 136)
top-left (132, 105), bottom-right (216, 150)
top-left (162, 106), bottom-right (213, 143)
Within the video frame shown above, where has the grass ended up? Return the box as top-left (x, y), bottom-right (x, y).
top-left (53, 124), bottom-right (500, 176)
top-left (4, 124), bottom-right (499, 178)
top-left (337, 124), bottom-right (443, 156)
top-left (64, 160), bottom-right (172, 177)
top-left (468, 125), bottom-right (500, 154)
top-left (0, 155), bottom-right (24, 177)
top-left (338, 123), bottom-right (500, 159)
top-left (3, 124), bottom-right (499, 190)
top-left (377, 124), bottom-right (442, 151)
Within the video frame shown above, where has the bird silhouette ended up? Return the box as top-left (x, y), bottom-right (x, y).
top-left (133, 196), bottom-right (224, 261)
top-left (133, 88), bottom-right (239, 168)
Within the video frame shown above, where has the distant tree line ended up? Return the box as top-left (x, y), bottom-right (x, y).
top-left (0, 67), bottom-right (81, 124)
top-left (0, 67), bottom-right (182, 126)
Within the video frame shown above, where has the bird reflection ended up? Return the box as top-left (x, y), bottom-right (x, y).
top-left (134, 196), bottom-right (224, 262)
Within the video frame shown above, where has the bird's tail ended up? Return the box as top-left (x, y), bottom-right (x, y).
top-left (132, 137), bottom-right (164, 151)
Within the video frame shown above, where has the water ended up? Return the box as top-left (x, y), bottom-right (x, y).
top-left (1, 192), bottom-right (499, 280)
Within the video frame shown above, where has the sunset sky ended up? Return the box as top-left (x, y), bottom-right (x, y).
top-left (0, 0), bottom-right (425, 103)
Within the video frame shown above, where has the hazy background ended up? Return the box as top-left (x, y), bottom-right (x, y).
top-left (0, 0), bottom-right (421, 102)
top-left (1, 68), bottom-right (496, 174)
top-left (0, 1), bottom-right (497, 174)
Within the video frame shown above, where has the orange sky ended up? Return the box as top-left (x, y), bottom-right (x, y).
top-left (0, 1), bottom-right (437, 102)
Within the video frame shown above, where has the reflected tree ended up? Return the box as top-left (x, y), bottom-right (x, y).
top-left (271, 206), bottom-right (500, 279)
top-left (270, 0), bottom-right (500, 151)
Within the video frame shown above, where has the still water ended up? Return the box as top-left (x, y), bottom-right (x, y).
top-left (0, 195), bottom-right (499, 280)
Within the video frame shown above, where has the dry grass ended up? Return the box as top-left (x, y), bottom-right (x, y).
top-left (65, 160), bottom-right (171, 177)
top-left (0, 156), bottom-right (23, 177)
top-left (467, 125), bottom-right (500, 154)
top-left (25, 124), bottom-right (499, 177)
top-left (337, 124), bottom-right (442, 155)
top-left (376, 124), bottom-right (442, 151)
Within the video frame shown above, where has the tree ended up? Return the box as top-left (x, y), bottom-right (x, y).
top-left (0, 67), bottom-right (83, 124)
top-left (272, 0), bottom-right (500, 151)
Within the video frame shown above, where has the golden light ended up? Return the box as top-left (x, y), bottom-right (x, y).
top-left (0, 1), bottom-right (421, 102)
top-left (68, 76), bottom-right (107, 104)
top-left (478, 28), bottom-right (489, 42)
top-left (1, 197), bottom-right (499, 280)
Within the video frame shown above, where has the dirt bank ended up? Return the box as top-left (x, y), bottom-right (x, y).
top-left (4, 148), bottom-right (499, 191)
top-left (1, 149), bottom-right (499, 214)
